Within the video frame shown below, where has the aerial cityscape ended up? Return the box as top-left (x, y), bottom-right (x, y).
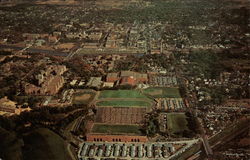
top-left (0, 0), bottom-right (249, 160)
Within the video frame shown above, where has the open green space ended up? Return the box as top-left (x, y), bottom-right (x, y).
top-left (99, 90), bottom-right (148, 99)
top-left (188, 51), bottom-right (222, 79)
top-left (167, 113), bottom-right (189, 136)
top-left (80, 0), bottom-right (218, 25)
top-left (92, 124), bottom-right (141, 135)
top-left (0, 127), bottom-right (22, 160)
top-left (143, 87), bottom-right (181, 98)
top-left (72, 89), bottom-right (96, 105)
top-left (96, 100), bottom-right (151, 107)
top-left (22, 128), bottom-right (70, 160)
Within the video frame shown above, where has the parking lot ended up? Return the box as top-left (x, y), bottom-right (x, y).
top-left (155, 98), bottom-right (185, 111)
top-left (79, 142), bottom-right (176, 160)
top-left (78, 140), bottom-right (199, 160)
top-left (149, 76), bottom-right (178, 87)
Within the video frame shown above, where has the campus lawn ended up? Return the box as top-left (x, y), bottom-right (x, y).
top-left (167, 113), bottom-right (189, 135)
top-left (22, 128), bottom-right (70, 160)
top-left (0, 127), bottom-right (22, 160)
top-left (96, 100), bottom-right (151, 107)
top-left (92, 124), bottom-right (141, 134)
top-left (143, 87), bottom-right (181, 98)
top-left (99, 90), bottom-right (147, 99)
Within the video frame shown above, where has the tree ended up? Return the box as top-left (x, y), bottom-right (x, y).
top-left (186, 111), bottom-right (202, 135)
top-left (142, 112), bottom-right (159, 137)
top-left (145, 120), bottom-right (157, 137)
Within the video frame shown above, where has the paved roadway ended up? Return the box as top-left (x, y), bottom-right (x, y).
top-left (211, 121), bottom-right (250, 149)
top-left (192, 118), bottom-right (250, 160)
top-left (65, 48), bottom-right (82, 60)
top-left (0, 44), bottom-right (69, 57)
top-left (65, 116), bottom-right (85, 160)
top-left (196, 116), bottom-right (213, 157)
top-left (169, 139), bottom-right (200, 160)
top-left (0, 44), bottom-right (147, 58)
top-left (201, 135), bottom-right (213, 156)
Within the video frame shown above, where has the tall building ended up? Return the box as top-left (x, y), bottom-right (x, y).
top-left (24, 65), bottom-right (67, 95)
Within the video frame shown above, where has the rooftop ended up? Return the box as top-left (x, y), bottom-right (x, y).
top-left (107, 72), bottom-right (119, 78)
top-left (120, 71), bottom-right (147, 79)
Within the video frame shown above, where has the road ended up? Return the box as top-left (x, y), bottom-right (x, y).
top-left (201, 135), bottom-right (213, 156)
top-left (65, 48), bottom-right (82, 60)
top-left (195, 115), bottom-right (213, 157)
top-left (211, 121), bottom-right (250, 150)
top-left (0, 44), bottom-right (148, 57)
top-left (0, 44), bottom-right (69, 57)
top-left (65, 116), bottom-right (84, 160)
top-left (67, 142), bottom-right (76, 160)
top-left (190, 118), bottom-right (250, 159)
top-left (169, 139), bottom-right (200, 160)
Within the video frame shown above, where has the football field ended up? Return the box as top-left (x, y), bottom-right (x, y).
top-left (99, 90), bottom-right (148, 99)
top-left (96, 89), bottom-right (152, 107)
top-left (167, 113), bottom-right (189, 136)
top-left (143, 87), bottom-right (181, 98)
top-left (96, 100), bottom-right (151, 107)
top-left (92, 124), bottom-right (142, 135)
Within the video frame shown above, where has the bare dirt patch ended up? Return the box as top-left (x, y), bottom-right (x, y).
top-left (74, 94), bottom-right (91, 101)
top-left (239, 138), bottom-right (250, 147)
top-left (72, 90), bottom-right (96, 105)
top-left (36, 0), bottom-right (78, 5)
top-left (55, 43), bottom-right (75, 50)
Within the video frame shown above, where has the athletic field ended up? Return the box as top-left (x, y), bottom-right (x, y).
top-left (143, 87), bottom-right (181, 98)
top-left (167, 113), bottom-right (189, 136)
top-left (96, 100), bottom-right (151, 107)
top-left (99, 90), bottom-right (148, 99)
top-left (96, 89), bottom-right (152, 108)
top-left (91, 124), bottom-right (141, 134)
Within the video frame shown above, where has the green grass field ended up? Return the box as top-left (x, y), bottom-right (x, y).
top-left (72, 90), bottom-right (96, 105)
top-left (96, 100), bottom-right (151, 107)
top-left (167, 113), bottom-right (189, 135)
top-left (99, 90), bottom-right (148, 99)
top-left (22, 128), bottom-right (70, 160)
top-left (92, 124), bottom-right (141, 135)
top-left (0, 127), bottom-right (22, 160)
top-left (143, 87), bottom-right (181, 98)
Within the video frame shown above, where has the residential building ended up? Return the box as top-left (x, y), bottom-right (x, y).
top-left (106, 72), bottom-right (119, 82)
top-left (86, 134), bottom-right (148, 142)
top-left (87, 77), bottom-right (103, 88)
top-left (24, 65), bottom-right (67, 95)
top-left (106, 71), bottom-right (148, 86)
top-left (120, 76), bottom-right (136, 86)
top-left (120, 71), bottom-right (148, 83)
top-left (0, 97), bottom-right (31, 116)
